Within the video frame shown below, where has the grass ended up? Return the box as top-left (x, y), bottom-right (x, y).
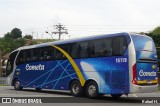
top-left (159, 86), bottom-right (160, 91)
top-left (0, 84), bottom-right (7, 86)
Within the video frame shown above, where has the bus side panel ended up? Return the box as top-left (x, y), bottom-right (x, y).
top-left (111, 56), bottom-right (129, 94)
top-left (14, 56), bottom-right (130, 95)
top-left (98, 56), bottom-right (129, 94)
top-left (78, 57), bottom-right (129, 94)
top-left (14, 60), bottom-right (78, 90)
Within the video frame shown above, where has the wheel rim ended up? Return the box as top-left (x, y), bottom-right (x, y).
top-left (72, 83), bottom-right (79, 94)
top-left (88, 85), bottom-right (97, 96)
top-left (15, 81), bottom-right (20, 89)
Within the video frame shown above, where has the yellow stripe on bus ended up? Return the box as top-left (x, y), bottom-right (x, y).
top-left (51, 45), bottom-right (85, 86)
top-left (137, 80), bottom-right (147, 84)
top-left (137, 80), bottom-right (158, 84)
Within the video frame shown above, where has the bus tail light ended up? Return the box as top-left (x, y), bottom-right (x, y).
top-left (132, 63), bottom-right (137, 85)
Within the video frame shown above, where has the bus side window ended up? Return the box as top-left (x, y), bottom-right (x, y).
top-left (32, 49), bottom-right (39, 61)
top-left (77, 41), bottom-right (89, 58)
top-left (55, 45), bottom-right (68, 60)
top-left (113, 36), bottom-right (127, 56)
top-left (45, 47), bottom-right (54, 60)
top-left (16, 50), bottom-right (26, 64)
top-left (54, 49), bottom-right (63, 60)
top-left (95, 38), bottom-right (113, 57)
top-left (40, 48), bottom-right (45, 61)
top-left (88, 41), bottom-right (95, 57)
top-left (6, 51), bottom-right (18, 76)
top-left (26, 50), bottom-right (32, 62)
top-left (16, 51), bottom-right (22, 64)
top-left (70, 43), bottom-right (79, 59)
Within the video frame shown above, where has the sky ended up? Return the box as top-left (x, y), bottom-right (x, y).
top-left (0, 0), bottom-right (160, 39)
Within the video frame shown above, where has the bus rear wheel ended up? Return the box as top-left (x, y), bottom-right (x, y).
top-left (70, 80), bottom-right (83, 97)
top-left (86, 81), bottom-right (98, 98)
top-left (14, 80), bottom-right (23, 90)
top-left (35, 88), bottom-right (41, 91)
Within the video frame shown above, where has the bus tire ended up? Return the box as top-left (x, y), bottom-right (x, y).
top-left (99, 94), bottom-right (105, 96)
top-left (35, 88), bottom-right (41, 91)
top-left (110, 94), bottom-right (122, 98)
top-left (14, 80), bottom-right (23, 90)
top-left (70, 80), bottom-right (83, 97)
top-left (85, 81), bottom-right (98, 98)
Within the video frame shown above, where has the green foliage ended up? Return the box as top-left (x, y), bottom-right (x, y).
top-left (0, 38), bottom-right (25, 55)
top-left (151, 26), bottom-right (160, 35)
top-left (4, 32), bottom-right (12, 38)
top-left (147, 26), bottom-right (160, 47)
top-left (0, 28), bottom-right (24, 55)
top-left (0, 84), bottom-right (7, 86)
top-left (24, 35), bottom-right (33, 39)
top-left (148, 34), bottom-right (160, 47)
top-left (4, 28), bottom-right (22, 39)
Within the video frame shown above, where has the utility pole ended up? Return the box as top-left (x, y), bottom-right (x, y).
top-left (31, 32), bottom-right (34, 39)
top-left (52, 23), bottom-right (68, 40)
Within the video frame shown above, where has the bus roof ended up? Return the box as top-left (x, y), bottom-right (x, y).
top-left (16, 32), bottom-right (129, 51)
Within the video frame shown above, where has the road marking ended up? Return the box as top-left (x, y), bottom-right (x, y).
top-left (132, 94), bottom-right (138, 97)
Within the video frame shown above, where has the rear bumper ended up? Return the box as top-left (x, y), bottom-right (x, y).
top-left (130, 84), bottom-right (158, 93)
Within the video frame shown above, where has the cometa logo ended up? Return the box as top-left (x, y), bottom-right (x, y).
top-left (26, 64), bottom-right (45, 71)
top-left (139, 70), bottom-right (156, 76)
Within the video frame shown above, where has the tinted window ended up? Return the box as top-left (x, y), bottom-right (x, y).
top-left (113, 36), bottom-right (127, 56)
top-left (77, 41), bottom-right (89, 58)
top-left (6, 51), bottom-right (18, 76)
top-left (69, 38), bottom-right (113, 59)
top-left (45, 47), bottom-right (54, 60)
top-left (16, 50), bottom-right (26, 64)
top-left (70, 43), bottom-right (80, 58)
top-left (15, 36), bottom-right (127, 64)
top-left (94, 38), bottom-right (113, 57)
top-left (32, 49), bottom-right (39, 61)
top-left (26, 50), bottom-right (32, 62)
top-left (54, 45), bottom-right (68, 60)
top-left (16, 46), bottom-right (54, 64)
top-left (88, 41), bottom-right (95, 57)
top-left (40, 47), bottom-right (54, 60)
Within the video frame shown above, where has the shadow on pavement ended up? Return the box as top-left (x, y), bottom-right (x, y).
top-left (9, 88), bottom-right (72, 96)
top-left (8, 88), bottom-right (148, 103)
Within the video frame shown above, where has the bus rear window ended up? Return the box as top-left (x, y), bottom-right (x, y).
top-left (131, 35), bottom-right (156, 51)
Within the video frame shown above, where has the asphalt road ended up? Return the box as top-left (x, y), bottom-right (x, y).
top-left (0, 86), bottom-right (160, 106)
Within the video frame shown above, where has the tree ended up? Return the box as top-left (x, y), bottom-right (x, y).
top-left (4, 32), bottom-right (12, 38)
top-left (4, 28), bottom-right (22, 39)
top-left (0, 38), bottom-right (25, 56)
top-left (146, 26), bottom-right (160, 47)
top-left (23, 35), bottom-right (33, 39)
top-left (151, 26), bottom-right (160, 35)
top-left (11, 28), bottom-right (22, 39)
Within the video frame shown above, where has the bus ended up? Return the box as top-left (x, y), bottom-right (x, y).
top-left (156, 47), bottom-right (160, 72)
top-left (6, 32), bottom-right (159, 98)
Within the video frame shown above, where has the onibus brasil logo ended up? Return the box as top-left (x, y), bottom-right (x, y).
top-left (2, 98), bottom-right (42, 103)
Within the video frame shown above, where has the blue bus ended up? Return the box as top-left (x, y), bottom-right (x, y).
top-left (6, 32), bottom-right (159, 98)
